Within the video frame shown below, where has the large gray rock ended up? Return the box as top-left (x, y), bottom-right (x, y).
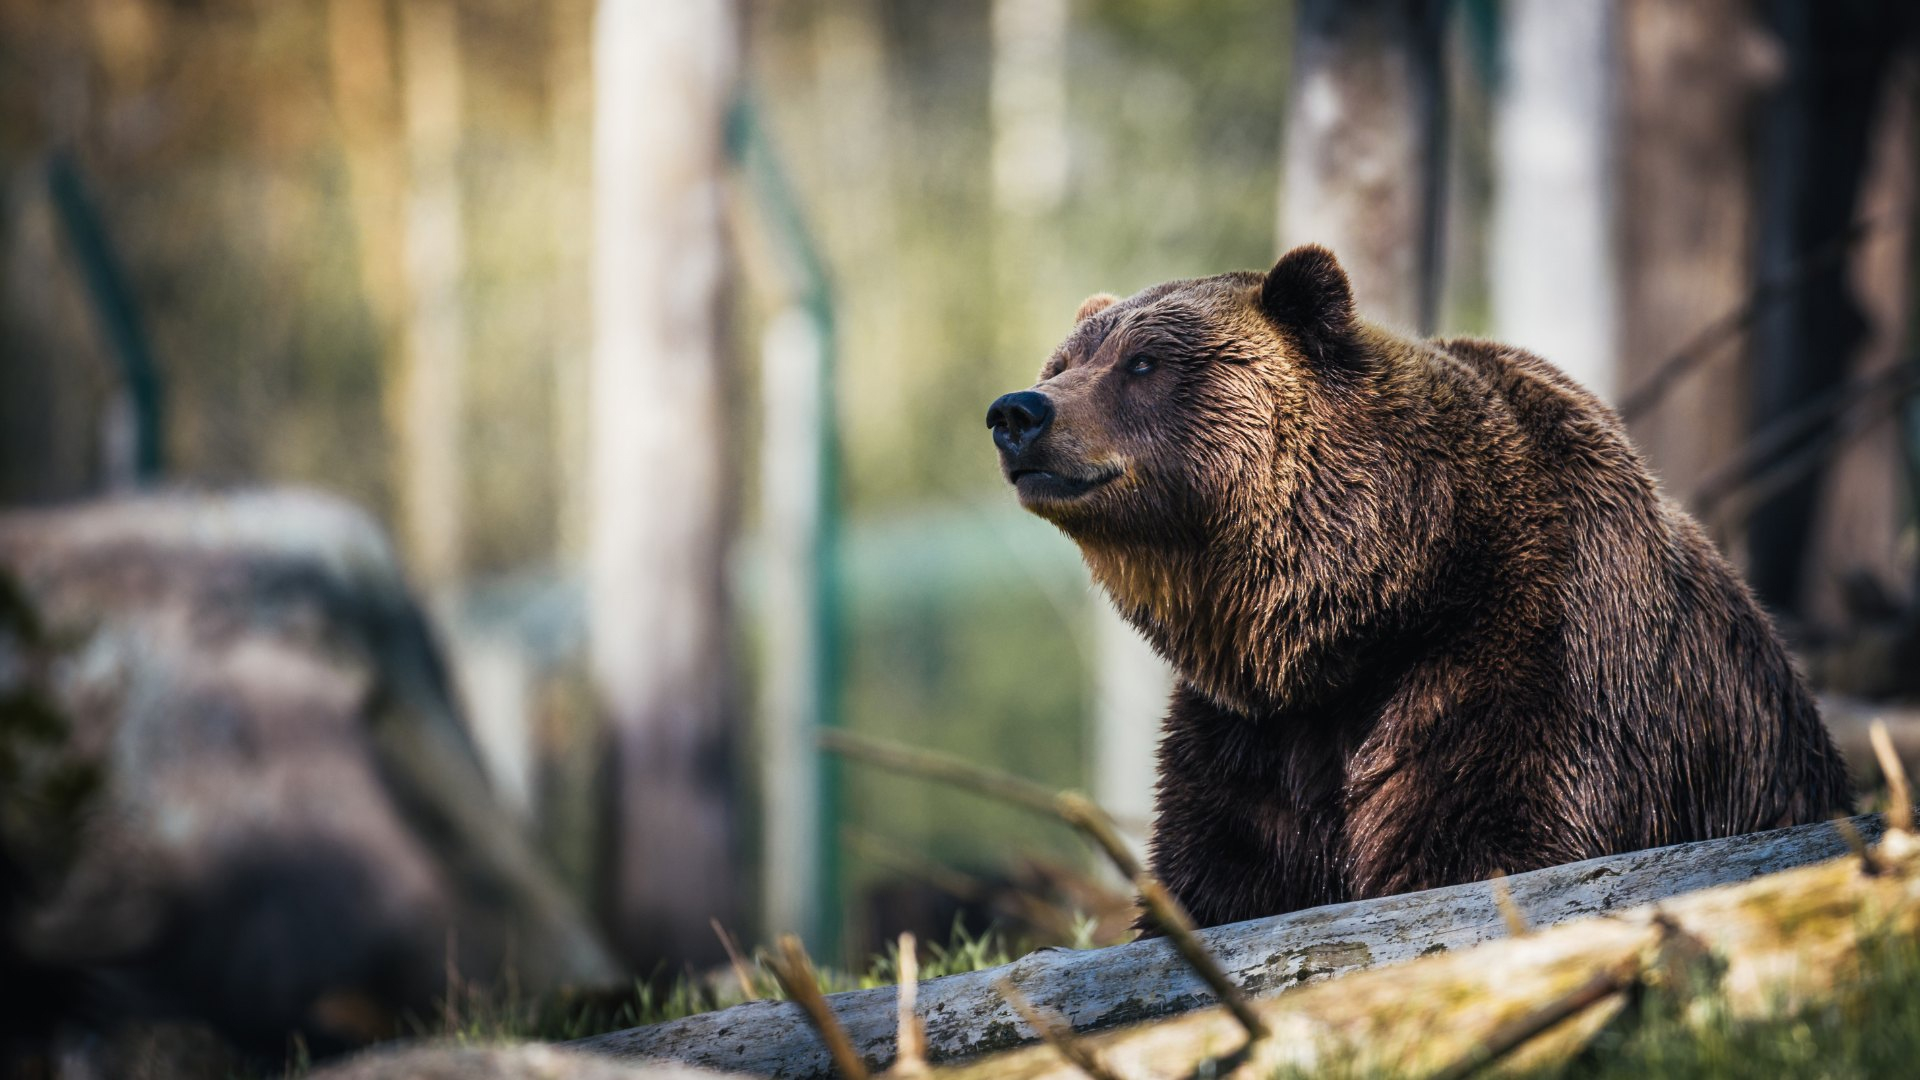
top-left (0, 490), bottom-right (619, 1055)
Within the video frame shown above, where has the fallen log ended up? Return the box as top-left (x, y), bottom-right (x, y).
top-left (935, 824), bottom-right (1920, 1079)
top-left (573, 815), bottom-right (1885, 1078)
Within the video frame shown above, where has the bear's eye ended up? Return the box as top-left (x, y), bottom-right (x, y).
top-left (1126, 355), bottom-right (1156, 376)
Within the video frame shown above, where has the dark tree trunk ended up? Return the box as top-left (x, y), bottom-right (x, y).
top-left (1747, 0), bottom-right (1913, 617)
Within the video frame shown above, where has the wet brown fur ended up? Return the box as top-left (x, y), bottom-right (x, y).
top-left (993, 245), bottom-right (1852, 929)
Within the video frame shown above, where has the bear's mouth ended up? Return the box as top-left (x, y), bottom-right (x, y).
top-left (1010, 464), bottom-right (1122, 502)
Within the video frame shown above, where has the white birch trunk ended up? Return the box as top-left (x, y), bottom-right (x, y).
top-left (1491, 0), bottom-right (1618, 400)
top-left (589, 0), bottom-right (740, 965)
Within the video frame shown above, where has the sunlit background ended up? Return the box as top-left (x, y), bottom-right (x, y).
top-left (2, 0), bottom-right (1918, 1069)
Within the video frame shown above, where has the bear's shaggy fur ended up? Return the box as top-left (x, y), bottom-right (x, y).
top-left (988, 245), bottom-right (1852, 928)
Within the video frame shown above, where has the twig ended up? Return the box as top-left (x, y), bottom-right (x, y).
top-left (823, 730), bottom-right (1264, 1043)
top-left (1489, 872), bottom-right (1529, 936)
top-left (711, 918), bottom-right (760, 1002)
top-left (1871, 719), bottom-right (1913, 835)
top-left (1703, 384), bottom-right (1915, 533)
top-left (1135, 877), bottom-right (1268, 1042)
top-left (822, 731), bottom-right (1146, 878)
top-left (768, 934), bottom-right (870, 1080)
top-left (821, 728), bottom-right (1065, 818)
top-left (1618, 218), bottom-right (1877, 422)
top-left (1427, 956), bottom-right (1641, 1080)
top-left (1690, 365), bottom-right (1919, 510)
top-left (891, 933), bottom-right (928, 1077)
top-left (1057, 792), bottom-right (1146, 881)
top-left (997, 979), bottom-right (1129, 1080)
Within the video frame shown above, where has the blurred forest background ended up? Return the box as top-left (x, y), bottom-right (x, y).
top-left (3, 0), bottom-right (1918, 999)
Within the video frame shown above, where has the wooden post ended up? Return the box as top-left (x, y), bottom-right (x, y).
top-left (1747, 0), bottom-right (1909, 615)
top-left (589, 0), bottom-right (742, 967)
top-left (1491, 0), bottom-right (1617, 399)
top-left (1801, 54), bottom-right (1916, 627)
top-left (1280, 0), bottom-right (1449, 332)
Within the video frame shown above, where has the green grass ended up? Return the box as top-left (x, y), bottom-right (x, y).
top-left (422, 919), bottom-right (1024, 1046)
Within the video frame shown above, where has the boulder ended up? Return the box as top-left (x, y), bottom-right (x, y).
top-left (0, 490), bottom-right (619, 1057)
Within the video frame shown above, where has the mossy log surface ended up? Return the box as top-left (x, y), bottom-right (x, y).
top-left (575, 816), bottom-right (1884, 1078)
top-left (937, 826), bottom-right (1920, 1080)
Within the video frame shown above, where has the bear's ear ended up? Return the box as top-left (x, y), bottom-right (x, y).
top-left (1259, 245), bottom-right (1363, 373)
top-left (1074, 293), bottom-right (1119, 323)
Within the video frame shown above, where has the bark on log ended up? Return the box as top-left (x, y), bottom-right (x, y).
top-left (573, 815), bottom-right (1886, 1078)
top-left (937, 824), bottom-right (1920, 1080)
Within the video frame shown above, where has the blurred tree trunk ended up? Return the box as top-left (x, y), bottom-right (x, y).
top-left (328, 0), bottom-right (468, 590)
top-left (2, 13), bottom-right (112, 506)
top-left (1279, 0), bottom-right (1449, 332)
top-left (589, 0), bottom-right (741, 968)
top-left (1747, 0), bottom-right (1911, 619)
top-left (549, 0), bottom-right (594, 566)
top-left (396, 0), bottom-right (467, 592)
top-left (1800, 52), bottom-right (1917, 629)
top-left (1614, 0), bottom-right (1777, 508)
top-left (1491, 0), bottom-right (1617, 400)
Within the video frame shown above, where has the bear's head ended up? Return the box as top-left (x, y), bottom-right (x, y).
top-left (987, 245), bottom-right (1463, 713)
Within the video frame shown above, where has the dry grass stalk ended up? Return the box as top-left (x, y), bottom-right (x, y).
top-left (1833, 815), bottom-right (1885, 875)
top-left (711, 918), bottom-right (760, 1002)
top-left (1490, 871), bottom-right (1530, 937)
top-left (768, 934), bottom-right (869, 1080)
top-left (996, 979), bottom-right (1129, 1080)
top-left (889, 932), bottom-right (928, 1077)
top-left (1872, 719), bottom-right (1913, 834)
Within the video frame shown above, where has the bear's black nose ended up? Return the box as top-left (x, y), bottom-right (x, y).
top-left (986, 391), bottom-right (1054, 456)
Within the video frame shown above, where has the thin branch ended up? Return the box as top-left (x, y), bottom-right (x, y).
top-left (710, 918), bottom-right (760, 1002)
top-left (996, 979), bottom-right (1130, 1080)
top-left (1427, 956), bottom-right (1640, 1080)
top-left (1692, 365), bottom-right (1917, 504)
top-left (1871, 719), bottom-right (1913, 835)
top-left (1692, 365), bottom-right (1919, 512)
top-left (1618, 218), bottom-right (1877, 422)
top-left (820, 728), bottom-right (1064, 818)
top-left (1703, 385), bottom-right (1915, 533)
top-left (821, 730), bottom-right (1147, 881)
top-left (768, 934), bottom-right (870, 1080)
top-left (1135, 878), bottom-right (1268, 1042)
top-left (823, 730), bottom-right (1263, 1043)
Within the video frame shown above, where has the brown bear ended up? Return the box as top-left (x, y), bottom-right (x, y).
top-left (986, 245), bottom-right (1853, 929)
